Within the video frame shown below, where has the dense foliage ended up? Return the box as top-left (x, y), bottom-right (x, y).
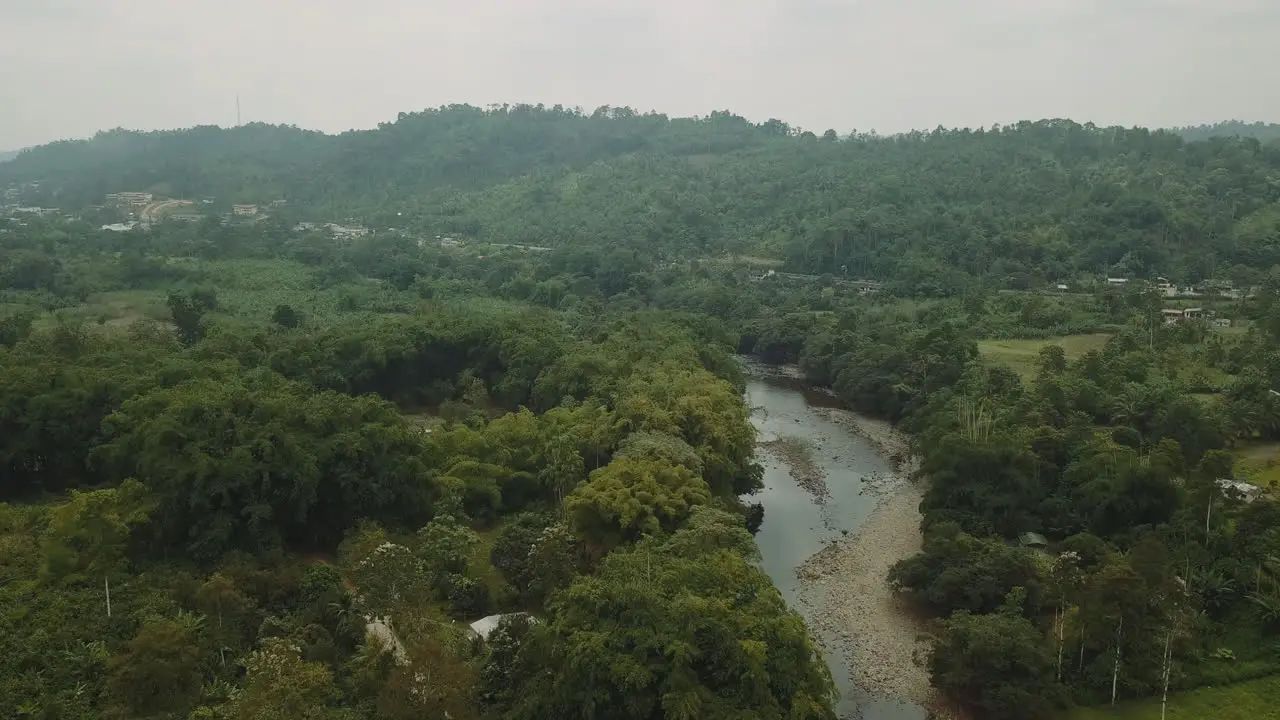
top-left (0, 210), bottom-right (832, 719)
top-left (6, 105), bottom-right (1280, 720)
top-left (6, 107), bottom-right (1280, 290)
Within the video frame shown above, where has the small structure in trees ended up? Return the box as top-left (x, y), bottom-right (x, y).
top-left (468, 612), bottom-right (535, 642)
top-left (1018, 532), bottom-right (1049, 549)
top-left (1216, 477), bottom-right (1263, 503)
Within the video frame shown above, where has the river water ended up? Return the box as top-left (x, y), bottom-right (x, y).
top-left (745, 373), bottom-right (928, 720)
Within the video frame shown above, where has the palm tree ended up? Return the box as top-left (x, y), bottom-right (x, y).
top-left (1193, 568), bottom-right (1236, 615)
top-left (1108, 391), bottom-right (1144, 440)
top-left (328, 593), bottom-right (358, 639)
top-left (1248, 591), bottom-right (1280, 631)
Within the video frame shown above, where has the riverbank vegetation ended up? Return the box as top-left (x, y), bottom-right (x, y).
top-left (4, 108), bottom-right (1280, 720)
top-left (0, 218), bottom-right (837, 718)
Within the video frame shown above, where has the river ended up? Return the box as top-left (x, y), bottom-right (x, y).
top-left (744, 369), bottom-right (929, 720)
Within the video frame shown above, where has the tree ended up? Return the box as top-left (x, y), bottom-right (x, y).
top-left (375, 637), bottom-right (480, 720)
top-left (615, 365), bottom-right (759, 495)
top-left (41, 479), bottom-right (152, 618)
top-left (272, 303), bottom-right (302, 328)
top-left (889, 523), bottom-right (1043, 616)
top-left (565, 457), bottom-right (711, 550)
top-left (417, 514), bottom-right (480, 578)
top-left (167, 290), bottom-right (207, 345)
top-left (489, 512), bottom-right (557, 604)
top-left (918, 432), bottom-right (1040, 537)
top-left (195, 572), bottom-right (256, 665)
top-left (347, 539), bottom-right (429, 624)
top-left (523, 521), bottom-right (585, 605)
top-left (228, 638), bottom-right (343, 720)
top-left (614, 430), bottom-right (704, 475)
top-left (91, 376), bottom-right (433, 558)
top-left (504, 520), bottom-right (836, 720)
top-left (930, 606), bottom-right (1064, 720)
top-left (0, 310), bottom-right (35, 347)
top-left (105, 615), bottom-right (204, 718)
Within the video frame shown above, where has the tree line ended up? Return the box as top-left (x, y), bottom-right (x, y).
top-left (5, 107), bottom-right (1280, 289)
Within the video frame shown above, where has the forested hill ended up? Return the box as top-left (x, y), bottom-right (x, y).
top-left (5, 105), bottom-right (1280, 286)
top-left (1173, 121), bottom-right (1280, 143)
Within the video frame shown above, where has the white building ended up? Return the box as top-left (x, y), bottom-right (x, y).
top-left (467, 613), bottom-right (535, 642)
top-left (108, 192), bottom-right (153, 206)
top-left (1217, 478), bottom-right (1264, 503)
top-left (326, 223), bottom-right (370, 239)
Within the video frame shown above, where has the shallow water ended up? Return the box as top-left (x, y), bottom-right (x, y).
top-left (746, 375), bottom-right (927, 720)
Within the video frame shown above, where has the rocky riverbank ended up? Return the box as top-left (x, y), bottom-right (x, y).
top-left (803, 403), bottom-right (944, 713)
top-left (813, 407), bottom-right (915, 475)
top-left (742, 361), bottom-right (947, 716)
top-left (760, 436), bottom-right (829, 501)
top-left (798, 479), bottom-right (936, 710)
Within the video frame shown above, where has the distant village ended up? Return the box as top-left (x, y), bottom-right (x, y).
top-left (0, 185), bottom-right (372, 241)
top-left (1097, 275), bottom-right (1254, 329)
top-left (0, 185), bottom-right (1269, 330)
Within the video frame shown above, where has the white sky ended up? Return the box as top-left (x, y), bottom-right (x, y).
top-left (1, 0), bottom-right (1277, 149)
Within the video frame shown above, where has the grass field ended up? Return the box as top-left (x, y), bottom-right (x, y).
top-left (1233, 442), bottom-right (1280, 493)
top-left (31, 289), bottom-right (170, 330)
top-left (1064, 674), bottom-right (1280, 719)
top-left (977, 334), bottom-right (1113, 380)
top-left (471, 524), bottom-right (507, 603)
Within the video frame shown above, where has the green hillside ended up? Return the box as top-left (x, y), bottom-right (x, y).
top-left (4, 109), bottom-right (1280, 289)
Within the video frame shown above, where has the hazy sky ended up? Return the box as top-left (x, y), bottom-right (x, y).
top-left (2, 0), bottom-right (1278, 149)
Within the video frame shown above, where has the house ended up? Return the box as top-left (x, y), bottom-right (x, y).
top-left (108, 192), bottom-right (153, 206)
top-left (1106, 277), bottom-right (1128, 286)
top-left (1216, 478), bottom-right (1264, 503)
top-left (101, 222), bottom-right (138, 232)
top-left (1018, 532), bottom-right (1049, 549)
top-left (232, 204), bottom-right (259, 216)
top-left (1212, 318), bottom-right (1232, 328)
top-left (467, 613), bottom-right (536, 642)
top-left (325, 223), bottom-right (370, 239)
top-left (1055, 284), bottom-right (1070, 292)
top-left (1199, 279), bottom-right (1235, 296)
top-left (1163, 308), bottom-right (1206, 325)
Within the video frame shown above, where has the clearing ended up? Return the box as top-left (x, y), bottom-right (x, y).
top-left (27, 289), bottom-right (169, 330)
top-left (1064, 674), bottom-right (1280, 719)
top-left (977, 334), bottom-right (1112, 381)
top-left (1233, 442), bottom-right (1280, 493)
